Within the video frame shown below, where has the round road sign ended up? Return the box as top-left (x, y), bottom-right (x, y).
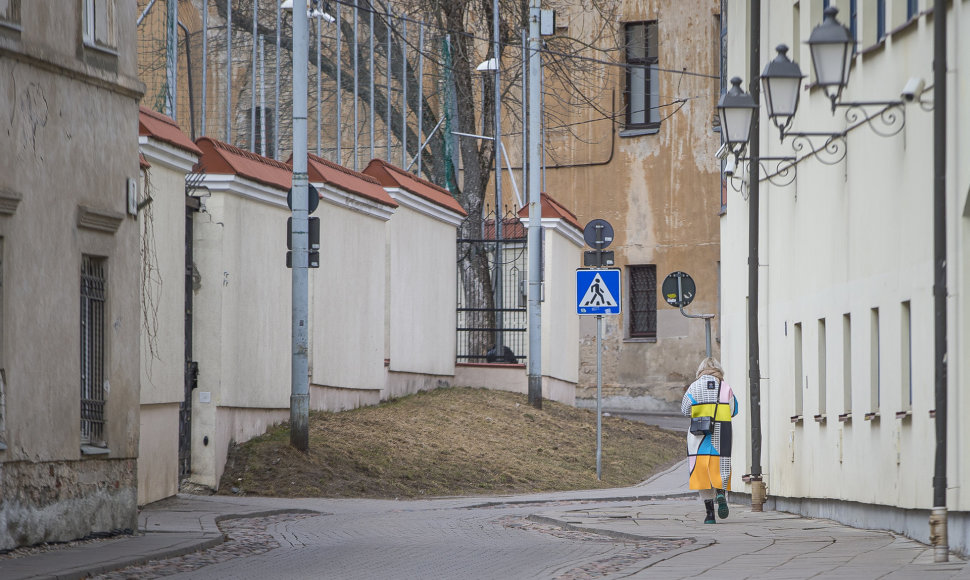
top-left (662, 271), bottom-right (696, 308)
top-left (583, 219), bottom-right (614, 249)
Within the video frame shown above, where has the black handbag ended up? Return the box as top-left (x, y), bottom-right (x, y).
top-left (689, 380), bottom-right (721, 435)
top-left (689, 415), bottom-right (712, 435)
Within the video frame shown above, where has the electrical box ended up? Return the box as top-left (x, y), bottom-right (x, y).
top-left (540, 9), bottom-right (556, 36)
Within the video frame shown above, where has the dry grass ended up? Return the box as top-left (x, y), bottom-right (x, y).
top-left (218, 387), bottom-right (684, 499)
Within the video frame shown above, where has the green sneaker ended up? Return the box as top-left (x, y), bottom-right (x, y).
top-left (716, 491), bottom-right (729, 519)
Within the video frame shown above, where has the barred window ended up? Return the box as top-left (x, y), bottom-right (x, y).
top-left (629, 265), bottom-right (657, 338)
top-left (80, 256), bottom-right (106, 447)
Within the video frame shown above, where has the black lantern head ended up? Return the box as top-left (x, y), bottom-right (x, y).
top-left (717, 77), bottom-right (757, 157)
top-left (807, 6), bottom-right (854, 111)
top-left (761, 44), bottom-right (804, 141)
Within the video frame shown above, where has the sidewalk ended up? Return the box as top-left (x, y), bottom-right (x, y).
top-left (1, 461), bottom-right (967, 579)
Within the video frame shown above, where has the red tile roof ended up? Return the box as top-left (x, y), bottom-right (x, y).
top-left (362, 159), bottom-right (467, 217)
top-left (139, 154), bottom-right (151, 170)
top-left (517, 192), bottom-right (581, 231)
top-left (138, 106), bottom-right (202, 156)
top-left (304, 153), bottom-right (397, 208)
top-left (193, 137), bottom-right (292, 191)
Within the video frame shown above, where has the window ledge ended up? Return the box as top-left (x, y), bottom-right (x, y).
top-left (864, 411), bottom-right (880, 422)
top-left (623, 337), bottom-right (657, 344)
top-left (929, 409), bottom-right (936, 419)
top-left (0, 20), bottom-right (22, 33)
top-left (838, 412), bottom-right (852, 423)
top-left (81, 445), bottom-right (110, 456)
top-left (619, 127), bottom-right (659, 138)
top-left (790, 414), bottom-right (803, 424)
top-left (82, 40), bottom-right (119, 58)
top-left (813, 414), bottom-right (827, 424)
top-left (895, 410), bottom-right (912, 420)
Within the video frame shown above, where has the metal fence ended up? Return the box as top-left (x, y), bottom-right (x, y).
top-left (456, 211), bottom-right (528, 364)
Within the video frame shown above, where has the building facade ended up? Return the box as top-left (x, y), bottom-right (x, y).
top-left (539, 0), bottom-right (724, 411)
top-left (0, 0), bottom-right (145, 548)
top-left (721, 0), bottom-right (970, 555)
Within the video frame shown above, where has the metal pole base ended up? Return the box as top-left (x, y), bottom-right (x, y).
top-left (290, 393), bottom-right (310, 451)
top-left (528, 375), bottom-right (543, 409)
top-left (750, 478), bottom-right (766, 512)
top-left (930, 507), bottom-right (949, 562)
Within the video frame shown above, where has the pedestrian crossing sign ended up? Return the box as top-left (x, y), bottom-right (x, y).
top-left (576, 268), bottom-right (621, 315)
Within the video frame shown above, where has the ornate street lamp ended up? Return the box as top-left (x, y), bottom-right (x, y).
top-left (761, 44), bottom-right (805, 141)
top-left (717, 76), bottom-right (757, 159)
top-left (806, 6), bottom-right (854, 111)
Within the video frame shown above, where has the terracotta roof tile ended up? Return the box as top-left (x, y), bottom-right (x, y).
top-left (139, 153), bottom-right (151, 170)
top-left (138, 107), bottom-right (202, 156)
top-left (193, 137), bottom-right (292, 191)
top-left (362, 159), bottom-right (467, 216)
top-left (304, 154), bottom-right (397, 208)
top-left (517, 192), bottom-right (581, 231)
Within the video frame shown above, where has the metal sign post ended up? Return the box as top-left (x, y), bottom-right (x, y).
top-left (662, 271), bottom-right (715, 358)
top-left (579, 219), bottom-right (620, 480)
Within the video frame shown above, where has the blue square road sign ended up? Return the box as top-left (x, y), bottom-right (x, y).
top-left (577, 268), bottom-right (621, 315)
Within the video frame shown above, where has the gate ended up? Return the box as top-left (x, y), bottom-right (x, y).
top-left (456, 212), bottom-right (528, 364)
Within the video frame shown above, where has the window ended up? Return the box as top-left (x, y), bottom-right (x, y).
top-left (877, 0), bottom-right (887, 41)
top-left (842, 314), bottom-right (852, 418)
top-left (907, 0), bottom-right (919, 19)
top-left (628, 265), bottom-right (657, 338)
top-left (868, 307), bottom-right (880, 418)
top-left (0, 0), bottom-right (21, 27)
top-left (623, 22), bottom-right (659, 130)
top-left (793, 322), bottom-right (803, 420)
top-left (80, 256), bottom-right (107, 448)
top-left (901, 301), bottom-right (912, 411)
top-left (82, 0), bottom-right (116, 51)
top-left (817, 318), bottom-right (827, 420)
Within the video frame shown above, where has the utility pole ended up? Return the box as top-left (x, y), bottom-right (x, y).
top-left (527, 0), bottom-right (542, 409)
top-left (290, 0), bottom-right (310, 451)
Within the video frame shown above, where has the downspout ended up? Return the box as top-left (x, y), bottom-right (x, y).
top-left (929, 0), bottom-right (948, 563)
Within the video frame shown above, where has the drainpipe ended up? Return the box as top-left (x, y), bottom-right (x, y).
top-left (929, 0), bottom-right (948, 563)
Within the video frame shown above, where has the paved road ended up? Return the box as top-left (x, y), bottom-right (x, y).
top-left (4, 462), bottom-right (969, 579)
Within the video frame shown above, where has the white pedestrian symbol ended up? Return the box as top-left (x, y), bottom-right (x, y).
top-left (580, 274), bottom-right (617, 307)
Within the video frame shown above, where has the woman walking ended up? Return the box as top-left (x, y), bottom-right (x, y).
top-left (681, 357), bottom-right (739, 524)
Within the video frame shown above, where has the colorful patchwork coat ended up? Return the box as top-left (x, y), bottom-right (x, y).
top-left (681, 375), bottom-right (739, 491)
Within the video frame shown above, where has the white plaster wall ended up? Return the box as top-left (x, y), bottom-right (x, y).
top-left (189, 185), bottom-right (292, 488)
top-left (139, 162), bottom-right (188, 406)
top-left (309, 201), bottom-right (387, 394)
top-left (137, 157), bottom-right (192, 504)
top-left (541, 223), bottom-right (582, 385)
top-left (137, 403), bottom-right (179, 504)
top-left (217, 194), bottom-right (291, 409)
top-left (387, 204), bottom-right (457, 377)
top-left (722, 1), bottom-right (969, 512)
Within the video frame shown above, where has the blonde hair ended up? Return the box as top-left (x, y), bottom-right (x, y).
top-left (696, 357), bottom-right (724, 380)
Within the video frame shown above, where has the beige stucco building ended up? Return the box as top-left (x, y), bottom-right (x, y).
top-left (0, 0), bottom-right (145, 548)
top-left (538, 0), bottom-right (724, 411)
top-left (720, 0), bottom-right (970, 555)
